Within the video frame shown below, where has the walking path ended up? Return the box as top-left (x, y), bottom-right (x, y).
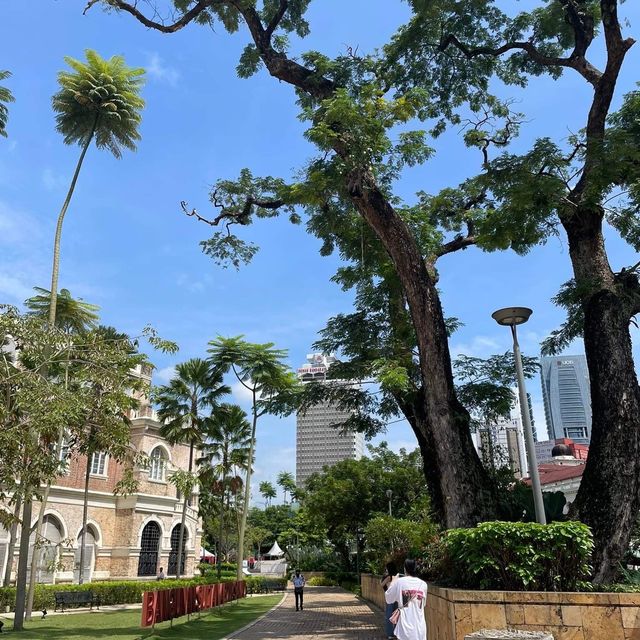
top-left (227, 586), bottom-right (387, 639)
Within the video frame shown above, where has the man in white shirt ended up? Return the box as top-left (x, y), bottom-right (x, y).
top-left (384, 559), bottom-right (427, 640)
top-left (292, 569), bottom-right (305, 611)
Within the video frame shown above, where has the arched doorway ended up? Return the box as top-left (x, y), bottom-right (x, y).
top-left (0, 520), bottom-right (9, 583)
top-left (137, 521), bottom-right (161, 577)
top-left (28, 514), bottom-right (64, 584)
top-left (74, 525), bottom-right (98, 582)
top-left (168, 524), bottom-right (188, 576)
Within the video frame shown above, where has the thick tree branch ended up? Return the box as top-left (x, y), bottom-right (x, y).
top-left (439, 34), bottom-right (602, 87)
top-left (265, 0), bottom-right (288, 39)
top-left (84, 0), bottom-right (218, 33)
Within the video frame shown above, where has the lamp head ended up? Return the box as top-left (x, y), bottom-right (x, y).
top-left (491, 307), bottom-right (533, 327)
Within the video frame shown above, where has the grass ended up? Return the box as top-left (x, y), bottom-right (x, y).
top-left (0, 594), bottom-right (281, 639)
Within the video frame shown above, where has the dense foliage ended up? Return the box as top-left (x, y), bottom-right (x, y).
top-left (430, 521), bottom-right (593, 592)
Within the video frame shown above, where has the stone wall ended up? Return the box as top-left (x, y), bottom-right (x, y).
top-left (360, 574), bottom-right (640, 640)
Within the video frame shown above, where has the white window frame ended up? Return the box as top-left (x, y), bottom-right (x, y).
top-left (89, 451), bottom-right (108, 476)
top-left (149, 447), bottom-right (167, 482)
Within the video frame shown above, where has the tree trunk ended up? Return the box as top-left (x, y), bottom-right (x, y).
top-left (12, 499), bottom-right (32, 631)
top-left (237, 391), bottom-right (257, 581)
top-left (78, 451), bottom-right (92, 585)
top-left (566, 211), bottom-right (640, 583)
top-left (217, 488), bottom-right (225, 580)
top-left (349, 179), bottom-right (496, 526)
top-left (48, 119), bottom-right (97, 328)
top-left (3, 495), bottom-right (22, 587)
top-left (175, 442), bottom-right (193, 579)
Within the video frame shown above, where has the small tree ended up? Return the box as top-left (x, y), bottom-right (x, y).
top-left (155, 359), bottom-right (229, 578)
top-left (259, 481), bottom-right (277, 507)
top-left (277, 471), bottom-right (296, 504)
top-left (208, 336), bottom-right (299, 580)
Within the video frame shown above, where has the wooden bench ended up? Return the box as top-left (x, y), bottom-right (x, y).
top-left (54, 590), bottom-right (101, 613)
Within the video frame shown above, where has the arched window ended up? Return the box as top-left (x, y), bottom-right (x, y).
top-left (168, 524), bottom-right (188, 576)
top-left (149, 447), bottom-right (167, 481)
top-left (28, 514), bottom-right (63, 584)
top-left (137, 521), bottom-right (161, 577)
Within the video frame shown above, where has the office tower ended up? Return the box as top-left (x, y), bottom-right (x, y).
top-left (295, 354), bottom-right (365, 486)
top-left (540, 355), bottom-right (592, 444)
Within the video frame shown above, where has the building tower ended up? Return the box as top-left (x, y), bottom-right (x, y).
top-left (540, 355), bottom-right (592, 444)
top-left (295, 354), bottom-right (365, 486)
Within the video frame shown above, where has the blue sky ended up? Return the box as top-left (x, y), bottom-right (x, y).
top-left (1, 1), bottom-right (639, 502)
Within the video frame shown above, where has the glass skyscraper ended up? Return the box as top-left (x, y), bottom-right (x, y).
top-left (540, 355), bottom-right (592, 444)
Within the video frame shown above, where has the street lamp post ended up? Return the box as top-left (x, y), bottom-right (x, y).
top-left (491, 306), bottom-right (547, 525)
top-left (385, 489), bottom-right (393, 517)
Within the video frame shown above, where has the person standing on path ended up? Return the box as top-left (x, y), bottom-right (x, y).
top-left (292, 569), bottom-right (305, 611)
top-left (384, 559), bottom-right (427, 640)
top-left (380, 561), bottom-right (400, 639)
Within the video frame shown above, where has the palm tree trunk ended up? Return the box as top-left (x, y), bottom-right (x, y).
top-left (236, 390), bottom-right (257, 582)
top-left (12, 500), bottom-right (32, 631)
top-left (48, 118), bottom-right (97, 328)
top-left (175, 442), bottom-right (193, 579)
top-left (78, 451), bottom-right (92, 584)
top-left (3, 494), bottom-right (21, 587)
top-left (217, 486), bottom-right (225, 581)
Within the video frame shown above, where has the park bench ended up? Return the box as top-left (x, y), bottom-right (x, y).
top-left (54, 590), bottom-right (101, 613)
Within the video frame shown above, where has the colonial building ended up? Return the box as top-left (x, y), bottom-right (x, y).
top-left (0, 364), bottom-right (202, 583)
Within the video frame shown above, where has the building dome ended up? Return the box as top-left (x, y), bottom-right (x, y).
top-left (552, 443), bottom-right (573, 458)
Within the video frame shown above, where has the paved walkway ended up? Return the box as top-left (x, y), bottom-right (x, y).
top-left (228, 587), bottom-right (387, 639)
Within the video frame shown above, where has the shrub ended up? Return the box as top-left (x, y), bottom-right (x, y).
top-left (307, 576), bottom-right (337, 586)
top-left (244, 576), bottom-right (287, 594)
top-left (0, 575), bottom-right (234, 612)
top-left (437, 520), bottom-right (593, 591)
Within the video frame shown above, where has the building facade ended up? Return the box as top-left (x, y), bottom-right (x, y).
top-left (295, 354), bottom-right (365, 486)
top-left (540, 355), bottom-right (592, 444)
top-left (0, 364), bottom-right (202, 584)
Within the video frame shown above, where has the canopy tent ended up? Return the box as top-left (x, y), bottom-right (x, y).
top-left (200, 547), bottom-right (215, 559)
top-left (265, 541), bottom-right (284, 557)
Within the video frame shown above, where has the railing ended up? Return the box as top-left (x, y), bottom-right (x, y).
top-left (141, 580), bottom-right (247, 627)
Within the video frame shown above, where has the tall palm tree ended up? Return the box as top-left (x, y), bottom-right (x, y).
top-left (25, 287), bottom-right (99, 334)
top-left (200, 404), bottom-right (251, 579)
top-left (156, 359), bottom-right (229, 578)
top-left (48, 50), bottom-right (144, 327)
top-left (259, 481), bottom-right (277, 507)
top-left (277, 471), bottom-right (296, 504)
top-left (0, 70), bottom-right (14, 138)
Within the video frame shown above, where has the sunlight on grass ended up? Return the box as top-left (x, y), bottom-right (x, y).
top-left (1, 594), bottom-right (281, 639)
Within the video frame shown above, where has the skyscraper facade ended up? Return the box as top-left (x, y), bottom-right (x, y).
top-left (540, 355), bottom-right (592, 444)
top-left (295, 354), bottom-right (365, 486)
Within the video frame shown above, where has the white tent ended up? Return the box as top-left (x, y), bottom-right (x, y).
top-left (265, 541), bottom-right (284, 557)
top-left (200, 547), bottom-right (215, 559)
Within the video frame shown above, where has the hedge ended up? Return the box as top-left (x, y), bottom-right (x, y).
top-left (0, 575), bottom-right (235, 612)
top-left (243, 576), bottom-right (287, 594)
top-left (433, 520), bottom-right (593, 591)
top-left (307, 576), bottom-right (337, 587)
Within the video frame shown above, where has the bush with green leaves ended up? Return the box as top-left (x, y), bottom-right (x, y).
top-left (244, 576), bottom-right (287, 594)
top-left (307, 576), bottom-right (337, 587)
top-left (0, 575), bottom-right (235, 612)
top-left (434, 521), bottom-right (593, 591)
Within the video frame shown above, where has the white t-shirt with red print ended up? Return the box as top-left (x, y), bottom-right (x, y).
top-left (384, 575), bottom-right (428, 640)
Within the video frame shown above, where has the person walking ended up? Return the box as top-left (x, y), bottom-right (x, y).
top-left (380, 561), bottom-right (400, 639)
top-left (292, 569), bottom-right (305, 611)
top-left (384, 559), bottom-right (427, 640)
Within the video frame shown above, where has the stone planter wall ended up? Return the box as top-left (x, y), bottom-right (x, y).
top-left (360, 574), bottom-right (640, 640)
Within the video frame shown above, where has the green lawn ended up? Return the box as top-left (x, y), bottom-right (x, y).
top-left (0, 595), bottom-right (281, 639)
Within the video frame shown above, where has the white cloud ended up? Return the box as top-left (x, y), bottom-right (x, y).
top-left (146, 53), bottom-right (180, 86)
top-left (450, 335), bottom-right (501, 358)
top-left (231, 380), bottom-right (261, 406)
top-left (154, 365), bottom-right (176, 384)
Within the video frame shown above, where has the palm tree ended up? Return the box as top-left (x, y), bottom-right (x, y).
top-left (156, 359), bottom-right (229, 578)
top-left (259, 481), bottom-right (277, 507)
top-left (277, 471), bottom-right (296, 504)
top-left (25, 287), bottom-right (99, 334)
top-left (48, 50), bottom-right (144, 327)
top-left (0, 70), bottom-right (14, 138)
top-left (200, 404), bottom-right (251, 579)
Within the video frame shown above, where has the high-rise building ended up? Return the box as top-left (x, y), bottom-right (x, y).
top-left (295, 354), bottom-right (365, 486)
top-left (472, 392), bottom-right (529, 478)
top-left (540, 355), bottom-right (592, 444)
